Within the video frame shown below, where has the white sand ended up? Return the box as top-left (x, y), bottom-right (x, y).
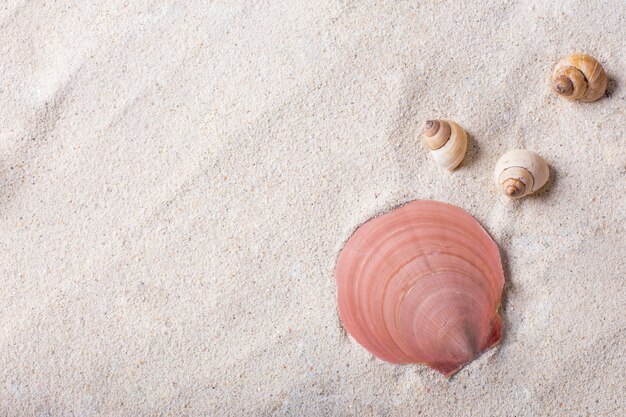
top-left (1, 1), bottom-right (624, 415)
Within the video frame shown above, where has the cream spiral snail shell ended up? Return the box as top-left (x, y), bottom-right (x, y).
top-left (552, 54), bottom-right (607, 102)
top-left (494, 150), bottom-right (549, 198)
top-left (422, 119), bottom-right (467, 171)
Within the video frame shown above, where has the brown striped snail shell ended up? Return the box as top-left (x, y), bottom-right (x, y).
top-left (494, 150), bottom-right (549, 198)
top-left (552, 54), bottom-right (607, 102)
top-left (422, 119), bottom-right (468, 171)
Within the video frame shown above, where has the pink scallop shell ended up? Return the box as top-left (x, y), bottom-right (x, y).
top-left (336, 200), bottom-right (504, 377)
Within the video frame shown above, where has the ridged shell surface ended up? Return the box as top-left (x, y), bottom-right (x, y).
top-left (336, 201), bottom-right (504, 377)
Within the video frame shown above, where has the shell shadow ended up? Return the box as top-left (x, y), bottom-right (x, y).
top-left (605, 73), bottom-right (619, 98)
top-left (497, 244), bottom-right (513, 347)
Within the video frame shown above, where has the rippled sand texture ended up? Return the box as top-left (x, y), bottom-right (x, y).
top-left (0, 1), bottom-right (624, 415)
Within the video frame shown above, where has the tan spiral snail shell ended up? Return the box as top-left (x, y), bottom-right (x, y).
top-left (552, 54), bottom-right (607, 102)
top-left (494, 150), bottom-right (549, 198)
top-left (422, 119), bottom-right (468, 171)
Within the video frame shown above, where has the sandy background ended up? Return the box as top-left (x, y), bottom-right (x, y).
top-left (1, 1), bottom-right (624, 415)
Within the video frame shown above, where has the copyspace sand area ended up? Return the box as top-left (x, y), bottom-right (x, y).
top-left (1, 1), bottom-right (624, 415)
